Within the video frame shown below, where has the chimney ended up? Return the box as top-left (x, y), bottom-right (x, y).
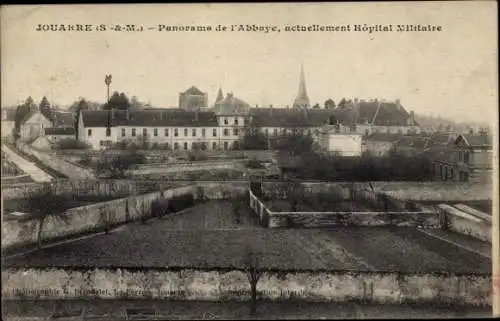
top-left (255, 104), bottom-right (259, 108)
top-left (396, 99), bottom-right (401, 106)
top-left (270, 104), bottom-right (273, 108)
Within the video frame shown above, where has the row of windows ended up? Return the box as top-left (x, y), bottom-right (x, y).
top-left (434, 164), bottom-right (469, 182)
top-left (222, 117), bottom-right (249, 125)
top-left (88, 128), bottom-right (241, 138)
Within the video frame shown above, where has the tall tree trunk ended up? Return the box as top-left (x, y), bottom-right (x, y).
top-left (250, 281), bottom-right (257, 315)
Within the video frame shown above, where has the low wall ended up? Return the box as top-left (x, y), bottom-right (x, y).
top-left (131, 162), bottom-right (237, 175)
top-left (2, 182), bottom-right (249, 252)
top-left (17, 143), bottom-right (95, 180)
top-left (436, 205), bottom-right (491, 243)
top-left (1, 179), bottom-right (182, 200)
top-left (1, 268), bottom-right (491, 306)
top-left (248, 191), bottom-right (439, 229)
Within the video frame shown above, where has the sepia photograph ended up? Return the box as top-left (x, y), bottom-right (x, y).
top-left (1, 2), bottom-right (498, 320)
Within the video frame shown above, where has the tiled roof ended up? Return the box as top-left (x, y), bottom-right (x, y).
top-left (364, 132), bottom-right (402, 142)
top-left (426, 133), bottom-right (454, 148)
top-left (461, 134), bottom-right (492, 148)
top-left (249, 108), bottom-right (338, 128)
top-left (45, 127), bottom-right (76, 135)
top-left (81, 109), bottom-right (219, 128)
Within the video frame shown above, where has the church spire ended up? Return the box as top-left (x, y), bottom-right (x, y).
top-left (215, 87), bottom-right (224, 105)
top-left (293, 63), bottom-right (311, 109)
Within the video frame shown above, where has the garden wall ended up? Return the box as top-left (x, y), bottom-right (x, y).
top-left (248, 191), bottom-right (439, 229)
top-left (2, 182), bottom-right (249, 252)
top-left (17, 143), bottom-right (95, 180)
top-left (436, 204), bottom-right (491, 244)
top-left (1, 267), bottom-right (491, 306)
top-left (1, 179), bottom-right (182, 200)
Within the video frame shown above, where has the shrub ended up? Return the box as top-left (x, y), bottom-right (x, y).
top-left (169, 193), bottom-right (195, 212)
top-left (188, 149), bottom-right (208, 161)
top-left (54, 138), bottom-right (90, 150)
top-left (247, 158), bottom-right (264, 169)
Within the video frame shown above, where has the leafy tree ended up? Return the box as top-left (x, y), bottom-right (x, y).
top-left (324, 99), bottom-right (335, 109)
top-left (337, 98), bottom-right (347, 109)
top-left (241, 126), bottom-right (268, 150)
top-left (104, 92), bottom-right (131, 110)
top-left (39, 96), bottom-right (52, 121)
top-left (95, 149), bottom-right (146, 178)
top-left (130, 96), bottom-right (145, 110)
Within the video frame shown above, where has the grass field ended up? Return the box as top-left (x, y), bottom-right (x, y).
top-left (4, 201), bottom-right (491, 273)
top-left (2, 299), bottom-right (489, 320)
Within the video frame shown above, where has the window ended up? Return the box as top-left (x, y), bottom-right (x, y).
top-left (132, 128), bottom-right (136, 137)
top-left (100, 140), bottom-right (112, 147)
top-left (143, 128), bottom-right (147, 137)
top-left (200, 142), bottom-right (207, 151)
top-left (121, 128), bottom-right (126, 137)
top-left (223, 129), bottom-right (229, 136)
top-left (233, 128), bottom-right (239, 136)
top-left (273, 129), bottom-right (278, 136)
top-left (212, 142), bottom-right (217, 150)
top-left (184, 142), bottom-right (188, 150)
top-left (224, 118), bottom-right (228, 125)
top-left (174, 128), bottom-right (179, 137)
top-left (184, 128), bottom-right (188, 137)
top-left (212, 129), bottom-right (217, 137)
top-left (264, 129), bottom-right (269, 136)
top-left (153, 128), bottom-right (158, 137)
top-left (88, 129), bottom-right (92, 136)
top-left (244, 118), bottom-right (249, 125)
top-left (202, 129), bottom-right (206, 137)
top-left (450, 168), bottom-right (454, 180)
top-left (192, 128), bottom-right (196, 137)
top-left (234, 118), bottom-right (239, 125)
top-left (192, 142), bottom-right (196, 149)
top-left (164, 128), bottom-right (169, 136)
top-left (174, 142), bottom-right (179, 150)
top-left (464, 151), bottom-right (470, 163)
top-left (224, 141), bottom-right (228, 150)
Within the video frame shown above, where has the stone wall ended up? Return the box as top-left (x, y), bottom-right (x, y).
top-left (436, 204), bottom-right (491, 243)
top-left (1, 179), bottom-right (180, 200)
top-left (17, 143), bottom-right (95, 180)
top-left (249, 190), bottom-right (440, 229)
top-left (1, 267), bottom-right (491, 306)
top-left (2, 182), bottom-right (249, 252)
top-left (2, 185), bottom-right (195, 251)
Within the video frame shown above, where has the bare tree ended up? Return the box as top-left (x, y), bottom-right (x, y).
top-left (26, 188), bottom-right (69, 251)
top-left (243, 248), bottom-right (263, 315)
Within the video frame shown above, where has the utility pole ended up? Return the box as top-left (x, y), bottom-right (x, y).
top-left (105, 74), bottom-right (112, 136)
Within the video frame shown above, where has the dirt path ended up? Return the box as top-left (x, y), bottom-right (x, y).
top-left (1, 144), bottom-right (53, 182)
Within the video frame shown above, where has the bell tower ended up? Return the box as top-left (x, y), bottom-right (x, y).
top-left (293, 63), bottom-right (311, 109)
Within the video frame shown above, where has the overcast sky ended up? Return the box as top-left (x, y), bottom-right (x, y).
top-left (1, 2), bottom-right (497, 124)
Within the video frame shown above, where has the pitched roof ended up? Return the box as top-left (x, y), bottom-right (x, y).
top-left (52, 112), bottom-right (74, 127)
top-left (213, 93), bottom-right (250, 115)
top-left (354, 100), bottom-right (418, 126)
top-left (426, 147), bottom-right (457, 164)
top-left (426, 132), bottom-right (454, 148)
top-left (81, 109), bottom-right (219, 128)
top-left (45, 127), bottom-right (76, 135)
top-left (364, 132), bottom-right (402, 142)
top-left (249, 108), bottom-right (338, 128)
top-left (20, 109), bottom-right (50, 125)
top-left (460, 134), bottom-right (492, 148)
top-left (182, 86), bottom-right (205, 96)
